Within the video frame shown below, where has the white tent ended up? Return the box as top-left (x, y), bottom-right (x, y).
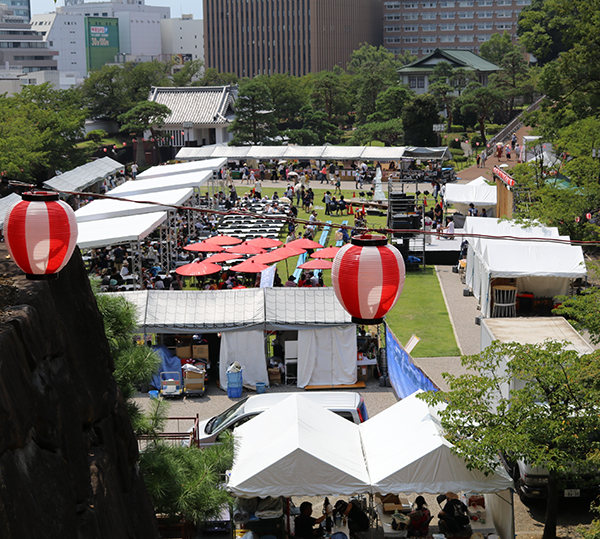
top-left (463, 217), bottom-right (585, 317)
top-left (360, 391), bottom-right (514, 539)
top-left (77, 211), bottom-right (168, 249)
top-left (445, 177), bottom-right (496, 217)
top-left (75, 187), bottom-right (194, 222)
top-left (228, 394), bottom-right (370, 498)
top-left (136, 157), bottom-right (226, 179)
top-left (45, 156), bottom-right (123, 193)
top-left (106, 169), bottom-right (213, 197)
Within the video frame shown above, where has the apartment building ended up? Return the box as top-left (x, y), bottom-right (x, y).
top-left (382, 0), bottom-right (530, 57)
top-left (203, 0), bottom-right (383, 77)
top-left (161, 14), bottom-right (204, 63)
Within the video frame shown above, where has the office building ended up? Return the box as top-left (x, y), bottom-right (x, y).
top-left (382, 0), bottom-right (530, 58)
top-left (203, 0), bottom-right (383, 77)
top-left (3, 0), bottom-right (31, 22)
top-left (161, 14), bottom-right (204, 63)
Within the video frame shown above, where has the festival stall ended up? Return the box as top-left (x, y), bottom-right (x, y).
top-left (444, 176), bottom-right (497, 218)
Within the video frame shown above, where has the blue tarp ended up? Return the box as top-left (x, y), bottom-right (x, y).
top-left (386, 326), bottom-right (437, 399)
top-left (151, 345), bottom-right (182, 390)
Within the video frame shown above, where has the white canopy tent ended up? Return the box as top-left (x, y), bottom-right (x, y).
top-left (77, 211), bottom-right (168, 249)
top-left (228, 394), bottom-right (371, 498)
top-left (44, 156), bottom-right (123, 193)
top-left (0, 193), bottom-right (20, 230)
top-left (136, 157), bottom-right (227, 179)
top-left (176, 145), bottom-right (452, 162)
top-left (114, 288), bottom-right (356, 390)
top-left (106, 169), bottom-right (213, 197)
top-left (360, 391), bottom-right (514, 539)
top-left (228, 391), bottom-right (514, 538)
top-left (75, 187), bottom-right (194, 222)
top-left (444, 177), bottom-right (496, 217)
top-left (463, 217), bottom-right (585, 317)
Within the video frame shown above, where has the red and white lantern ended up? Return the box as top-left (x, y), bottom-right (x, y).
top-left (4, 191), bottom-right (78, 280)
top-left (332, 234), bottom-right (405, 324)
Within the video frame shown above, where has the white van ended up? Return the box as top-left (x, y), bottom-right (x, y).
top-left (196, 392), bottom-right (368, 447)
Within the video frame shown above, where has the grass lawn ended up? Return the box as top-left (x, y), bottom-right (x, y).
top-left (186, 185), bottom-right (460, 358)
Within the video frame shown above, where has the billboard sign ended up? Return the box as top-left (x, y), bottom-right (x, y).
top-left (85, 17), bottom-right (119, 72)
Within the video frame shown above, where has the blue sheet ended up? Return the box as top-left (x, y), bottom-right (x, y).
top-left (150, 345), bottom-right (182, 390)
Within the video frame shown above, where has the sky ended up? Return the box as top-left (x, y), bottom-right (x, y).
top-left (30, 0), bottom-right (203, 20)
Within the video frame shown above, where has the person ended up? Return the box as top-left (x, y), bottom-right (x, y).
top-left (407, 496), bottom-right (431, 537)
top-left (131, 163), bottom-right (138, 178)
top-left (285, 275), bottom-right (297, 287)
top-left (506, 144), bottom-right (511, 160)
top-left (433, 203), bottom-right (443, 225)
top-left (334, 499), bottom-right (369, 537)
top-left (254, 177), bottom-right (262, 198)
top-left (438, 217), bottom-right (454, 240)
top-left (481, 208), bottom-right (488, 217)
top-left (476, 152), bottom-right (481, 168)
top-left (468, 203), bottom-right (478, 217)
top-left (511, 132), bottom-right (517, 150)
top-left (295, 501), bottom-right (328, 539)
top-left (120, 260), bottom-right (130, 278)
top-left (437, 492), bottom-right (471, 536)
top-left (480, 150), bottom-right (487, 168)
top-left (328, 162), bottom-right (336, 184)
top-left (334, 176), bottom-right (342, 195)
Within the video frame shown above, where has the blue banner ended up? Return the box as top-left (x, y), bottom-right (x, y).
top-left (386, 326), bottom-right (438, 399)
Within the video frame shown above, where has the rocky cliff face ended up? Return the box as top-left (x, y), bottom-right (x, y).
top-left (0, 243), bottom-right (159, 539)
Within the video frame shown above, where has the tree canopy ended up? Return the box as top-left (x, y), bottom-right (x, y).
top-left (420, 340), bottom-right (600, 539)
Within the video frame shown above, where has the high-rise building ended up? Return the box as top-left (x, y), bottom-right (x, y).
top-left (203, 0), bottom-right (383, 77)
top-left (4, 0), bottom-right (31, 22)
top-left (161, 14), bottom-right (204, 63)
top-left (382, 0), bottom-right (530, 58)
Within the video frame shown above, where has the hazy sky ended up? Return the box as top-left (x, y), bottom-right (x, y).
top-left (30, 0), bottom-right (203, 20)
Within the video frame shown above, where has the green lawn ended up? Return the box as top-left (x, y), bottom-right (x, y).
top-left (187, 185), bottom-right (460, 358)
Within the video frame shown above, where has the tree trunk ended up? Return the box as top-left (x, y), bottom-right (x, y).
top-left (478, 118), bottom-right (487, 146)
top-left (542, 473), bottom-right (559, 539)
top-left (135, 135), bottom-right (147, 167)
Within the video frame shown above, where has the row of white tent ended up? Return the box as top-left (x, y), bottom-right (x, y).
top-left (229, 391), bottom-right (513, 539)
top-left (445, 176), bottom-right (497, 216)
top-left (176, 144), bottom-right (452, 162)
top-left (464, 217), bottom-right (586, 317)
top-left (75, 158), bottom-right (226, 249)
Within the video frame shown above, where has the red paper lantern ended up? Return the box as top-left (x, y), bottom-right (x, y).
top-left (586, 213), bottom-right (592, 220)
top-left (4, 191), bottom-right (78, 280)
top-left (332, 234), bottom-right (405, 324)
top-left (575, 216), bottom-right (581, 223)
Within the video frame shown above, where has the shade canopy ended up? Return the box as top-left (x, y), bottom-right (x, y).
top-left (205, 235), bottom-right (243, 246)
top-left (311, 246), bottom-right (341, 259)
top-left (175, 261), bottom-right (222, 276)
top-left (299, 259), bottom-right (333, 270)
top-left (250, 244), bottom-right (305, 263)
top-left (106, 169), bottom-right (213, 197)
top-left (231, 259), bottom-right (269, 273)
top-left (287, 238), bottom-right (323, 250)
top-left (444, 176), bottom-right (497, 209)
top-left (246, 237), bottom-right (283, 249)
top-left (228, 394), bottom-right (370, 498)
top-left (205, 252), bottom-right (241, 263)
top-left (45, 156), bottom-right (123, 193)
top-left (226, 243), bottom-right (266, 255)
top-left (184, 241), bottom-right (225, 253)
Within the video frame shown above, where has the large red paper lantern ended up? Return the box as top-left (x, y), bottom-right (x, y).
top-left (4, 191), bottom-right (78, 280)
top-left (332, 234), bottom-right (405, 324)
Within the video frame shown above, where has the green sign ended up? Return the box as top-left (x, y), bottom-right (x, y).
top-left (85, 17), bottom-right (119, 72)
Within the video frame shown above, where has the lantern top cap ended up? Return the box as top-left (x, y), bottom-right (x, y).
top-left (21, 190), bottom-right (59, 202)
top-left (350, 234), bottom-right (388, 247)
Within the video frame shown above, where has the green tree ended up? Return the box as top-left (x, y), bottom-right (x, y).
top-left (228, 77), bottom-right (278, 145)
top-left (553, 288), bottom-right (600, 344)
top-left (368, 85), bottom-right (413, 123)
top-left (428, 62), bottom-right (456, 130)
top-left (194, 67), bottom-right (239, 87)
top-left (286, 106), bottom-right (341, 145)
top-left (265, 73), bottom-right (310, 131)
top-left (118, 101), bottom-right (172, 166)
top-left (310, 69), bottom-right (353, 127)
top-left (347, 44), bottom-right (401, 124)
top-left (171, 59), bottom-right (204, 86)
top-left (479, 31), bottom-right (516, 65)
top-left (350, 118), bottom-right (404, 147)
top-left (517, 0), bottom-right (571, 65)
top-left (420, 340), bottom-right (600, 539)
top-left (402, 94), bottom-right (439, 146)
top-left (456, 83), bottom-right (503, 144)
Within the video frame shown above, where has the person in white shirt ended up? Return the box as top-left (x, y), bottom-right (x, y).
top-left (120, 261), bottom-right (130, 278)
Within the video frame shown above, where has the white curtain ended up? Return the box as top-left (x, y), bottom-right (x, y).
top-left (219, 330), bottom-right (268, 390)
top-left (485, 489), bottom-right (514, 539)
top-left (297, 327), bottom-right (357, 388)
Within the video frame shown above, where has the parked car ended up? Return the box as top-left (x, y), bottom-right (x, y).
top-left (196, 392), bottom-right (368, 447)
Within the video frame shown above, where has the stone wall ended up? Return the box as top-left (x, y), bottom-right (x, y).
top-left (0, 243), bottom-right (159, 539)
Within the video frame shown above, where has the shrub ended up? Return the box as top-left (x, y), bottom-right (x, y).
top-left (486, 124), bottom-right (503, 136)
top-left (86, 129), bottom-right (108, 142)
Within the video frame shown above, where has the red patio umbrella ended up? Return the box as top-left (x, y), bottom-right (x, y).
top-left (299, 259), bottom-right (333, 270)
top-left (175, 261), bottom-right (222, 276)
top-left (246, 237), bottom-right (283, 249)
top-left (205, 234), bottom-right (243, 246)
top-left (230, 259), bottom-right (269, 273)
top-left (286, 238), bottom-right (323, 250)
top-left (250, 244), bottom-right (305, 264)
top-left (184, 241), bottom-right (224, 253)
top-left (226, 242), bottom-right (267, 255)
top-left (310, 246), bottom-right (341, 259)
top-left (204, 252), bottom-right (241, 263)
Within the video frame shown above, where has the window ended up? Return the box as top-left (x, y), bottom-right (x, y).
top-left (404, 36), bottom-right (419, 43)
top-left (404, 2), bottom-right (419, 7)
top-left (422, 1), bottom-right (436, 6)
top-left (440, 12), bottom-right (455, 18)
top-left (404, 13), bottom-right (418, 19)
top-left (422, 36), bottom-right (437, 42)
top-left (458, 11), bottom-right (474, 17)
top-left (478, 22), bottom-right (493, 29)
top-left (496, 22), bottom-right (512, 29)
top-left (417, 76), bottom-right (425, 88)
top-left (458, 34), bottom-right (474, 41)
top-left (458, 22), bottom-right (474, 29)
top-left (440, 35), bottom-right (455, 42)
top-left (409, 76), bottom-right (417, 88)
top-left (440, 23), bottom-right (456, 30)
top-left (496, 0), bottom-right (512, 4)
top-left (385, 14), bottom-right (402, 20)
top-left (457, 0), bottom-right (474, 5)
top-left (403, 25), bottom-right (418, 31)
top-left (384, 2), bottom-right (402, 7)
top-left (422, 12), bottom-right (437, 19)
top-left (385, 37), bottom-right (402, 43)
top-left (477, 34), bottom-right (491, 41)
top-left (422, 23), bottom-right (437, 30)
top-left (385, 25), bottom-right (401, 31)
top-left (439, 1), bottom-right (455, 6)
top-left (478, 10), bottom-right (493, 17)
top-left (477, 0), bottom-right (493, 4)
top-left (496, 9), bottom-right (513, 16)
top-left (515, 0), bottom-right (531, 4)
top-left (421, 48), bottom-right (436, 54)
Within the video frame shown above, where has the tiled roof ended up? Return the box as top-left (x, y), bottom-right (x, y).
top-left (398, 48), bottom-right (500, 73)
top-left (148, 86), bottom-right (237, 126)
